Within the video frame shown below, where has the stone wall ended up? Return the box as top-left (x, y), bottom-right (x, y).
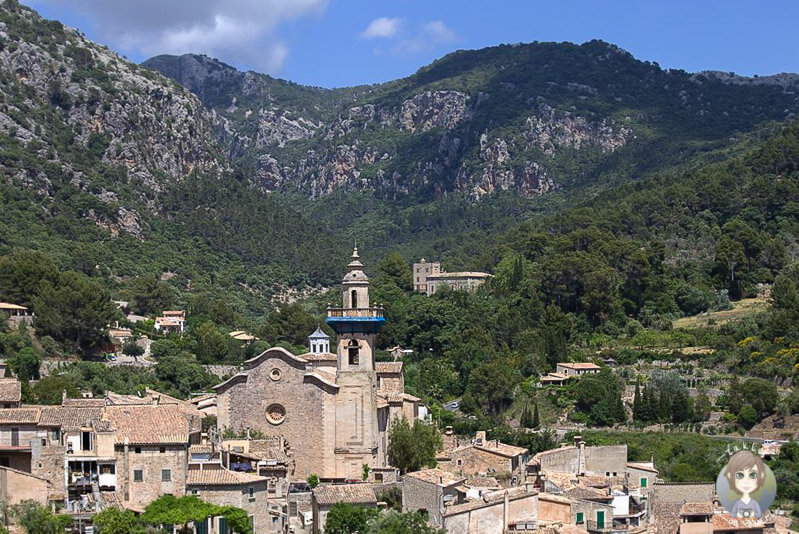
top-left (538, 447), bottom-right (580, 474)
top-left (584, 445), bottom-right (627, 476)
top-left (31, 440), bottom-right (66, 500)
top-left (0, 466), bottom-right (48, 504)
top-left (403, 476), bottom-right (445, 526)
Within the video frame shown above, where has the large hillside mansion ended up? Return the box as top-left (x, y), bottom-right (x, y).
top-left (215, 249), bottom-right (418, 480)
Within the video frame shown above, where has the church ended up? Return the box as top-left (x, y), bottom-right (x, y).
top-left (214, 249), bottom-right (419, 481)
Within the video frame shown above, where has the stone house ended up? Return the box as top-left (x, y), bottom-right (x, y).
top-left (438, 431), bottom-right (528, 485)
top-left (527, 438), bottom-right (627, 480)
top-left (312, 483), bottom-right (377, 534)
top-left (0, 379), bottom-right (21, 409)
top-left (402, 468), bottom-right (465, 526)
top-left (555, 363), bottom-right (601, 377)
top-left (186, 462), bottom-right (272, 533)
top-left (154, 310), bottom-right (186, 335)
top-left (106, 403), bottom-right (199, 511)
top-left (215, 250), bottom-right (417, 481)
top-left (0, 407), bottom-right (41, 471)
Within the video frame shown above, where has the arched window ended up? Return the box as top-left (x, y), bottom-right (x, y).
top-left (351, 289), bottom-right (358, 308)
top-left (348, 339), bottom-right (359, 365)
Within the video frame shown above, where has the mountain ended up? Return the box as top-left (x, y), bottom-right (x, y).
top-left (0, 0), bottom-right (342, 314)
top-left (145, 44), bottom-right (799, 201)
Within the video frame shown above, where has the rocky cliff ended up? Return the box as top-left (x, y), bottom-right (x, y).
top-left (146, 43), bottom-right (799, 200)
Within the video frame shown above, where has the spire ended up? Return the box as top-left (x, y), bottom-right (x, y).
top-left (348, 246), bottom-right (364, 269)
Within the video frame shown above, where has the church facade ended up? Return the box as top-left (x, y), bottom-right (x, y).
top-left (214, 249), bottom-right (418, 481)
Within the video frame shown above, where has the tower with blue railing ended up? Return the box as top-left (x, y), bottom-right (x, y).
top-left (325, 247), bottom-right (385, 474)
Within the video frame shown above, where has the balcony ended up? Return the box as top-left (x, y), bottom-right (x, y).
top-left (326, 307), bottom-right (384, 318)
top-left (326, 307), bottom-right (386, 334)
top-left (585, 520), bottom-right (612, 533)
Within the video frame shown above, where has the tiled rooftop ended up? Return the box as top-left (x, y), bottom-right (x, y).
top-left (404, 468), bottom-right (464, 487)
top-left (0, 407), bottom-right (40, 424)
top-left (680, 502), bottom-right (713, 516)
top-left (186, 465), bottom-right (266, 486)
top-left (0, 380), bottom-right (21, 403)
top-left (105, 404), bottom-right (194, 445)
top-left (38, 406), bottom-right (104, 431)
top-left (375, 362), bottom-right (403, 374)
top-left (313, 484), bottom-right (377, 506)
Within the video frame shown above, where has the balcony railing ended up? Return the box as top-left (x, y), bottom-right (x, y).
top-left (327, 307), bottom-right (384, 318)
top-left (585, 520), bottom-right (612, 533)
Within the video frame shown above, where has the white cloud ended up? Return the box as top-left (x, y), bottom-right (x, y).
top-left (360, 17), bottom-right (403, 39)
top-left (392, 20), bottom-right (458, 55)
top-left (28, 0), bottom-right (327, 73)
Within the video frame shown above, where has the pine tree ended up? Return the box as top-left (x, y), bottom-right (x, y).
top-left (520, 402), bottom-right (533, 429)
top-left (633, 381), bottom-right (642, 421)
top-left (532, 402), bottom-right (541, 429)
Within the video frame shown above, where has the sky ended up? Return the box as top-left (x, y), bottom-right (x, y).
top-left (24, 0), bottom-right (799, 89)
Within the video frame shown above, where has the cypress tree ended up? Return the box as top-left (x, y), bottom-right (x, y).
top-left (532, 402), bottom-right (541, 429)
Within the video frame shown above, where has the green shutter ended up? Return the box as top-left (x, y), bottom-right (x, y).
top-left (641, 477), bottom-right (647, 488)
top-left (597, 511), bottom-right (605, 529)
top-left (576, 512), bottom-right (584, 523)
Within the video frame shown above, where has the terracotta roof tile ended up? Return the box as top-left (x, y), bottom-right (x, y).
top-left (474, 441), bottom-right (528, 458)
top-left (38, 406), bottom-right (105, 431)
top-left (712, 512), bottom-right (764, 531)
top-left (105, 404), bottom-right (194, 445)
top-left (557, 363), bottom-right (601, 370)
top-left (301, 352), bottom-right (337, 362)
top-left (404, 468), bottom-right (464, 487)
top-left (0, 380), bottom-right (21, 403)
top-left (186, 465), bottom-right (265, 486)
top-left (680, 502), bottom-right (713, 516)
top-left (375, 362), bottom-right (403, 374)
top-left (62, 398), bottom-right (106, 407)
top-left (0, 407), bottom-right (40, 424)
top-left (313, 484), bottom-right (377, 506)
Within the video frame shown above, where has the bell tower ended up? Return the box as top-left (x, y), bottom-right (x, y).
top-left (325, 248), bottom-right (386, 478)
top-left (327, 248), bottom-right (384, 371)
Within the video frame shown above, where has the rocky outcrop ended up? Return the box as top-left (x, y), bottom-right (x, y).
top-left (526, 103), bottom-right (631, 156)
top-left (0, 3), bottom-right (227, 235)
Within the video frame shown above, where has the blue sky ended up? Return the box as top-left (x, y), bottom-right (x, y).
top-left (24, 0), bottom-right (799, 89)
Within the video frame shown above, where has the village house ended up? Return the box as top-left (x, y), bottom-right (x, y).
top-left (312, 483), bottom-right (377, 534)
top-left (402, 468), bottom-right (465, 526)
top-left (0, 302), bottom-right (33, 327)
top-left (555, 363), bottom-right (601, 377)
top-left (0, 466), bottom-right (50, 505)
top-left (154, 310), bottom-right (187, 335)
top-left (437, 431), bottom-right (529, 486)
top-left (214, 250), bottom-right (418, 481)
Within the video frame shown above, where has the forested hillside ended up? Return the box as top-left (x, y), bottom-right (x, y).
top-left (0, 0), bottom-right (343, 318)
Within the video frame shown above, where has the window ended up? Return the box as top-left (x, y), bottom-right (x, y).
top-left (191, 489), bottom-right (199, 495)
top-left (351, 289), bottom-right (358, 308)
top-left (133, 469), bottom-right (143, 482)
top-left (374, 473), bottom-right (383, 483)
top-left (248, 486), bottom-right (255, 502)
top-left (134, 447), bottom-right (141, 454)
top-left (159, 447), bottom-right (166, 454)
top-left (41, 439), bottom-right (47, 446)
top-left (347, 339), bottom-right (359, 365)
top-left (81, 431), bottom-right (93, 451)
top-left (457, 459), bottom-right (463, 466)
top-left (640, 477), bottom-right (647, 488)
top-left (576, 512), bottom-right (584, 524)
top-left (162, 469), bottom-right (171, 482)
top-left (52, 429), bottom-right (60, 441)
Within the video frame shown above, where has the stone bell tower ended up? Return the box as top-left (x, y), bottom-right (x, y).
top-left (325, 248), bottom-right (386, 478)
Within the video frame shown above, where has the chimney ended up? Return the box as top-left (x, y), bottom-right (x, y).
top-left (61, 390), bottom-right (67, 404)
